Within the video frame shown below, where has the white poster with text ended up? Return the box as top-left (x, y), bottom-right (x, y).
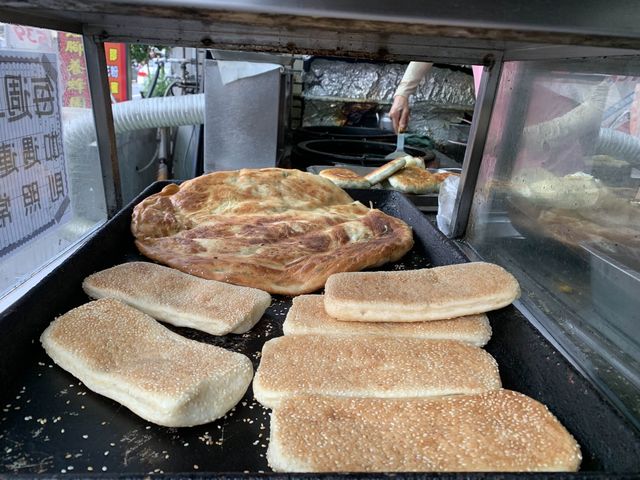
top-left (0, 50), bottom-right (70, 257)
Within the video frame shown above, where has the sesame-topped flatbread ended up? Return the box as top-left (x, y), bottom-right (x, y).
top-left (324, 262), bottom-right (520, 322)
top-left (267, 390), bottom-right (581, 472)
top-left (41, 299), bottom-right (253, 427)
top-left (253, 335), bottom-right (501, 409)
top-left (83, 262), bottom-right (271, 335)
top-left (282, 294), bottom-right (492, 346)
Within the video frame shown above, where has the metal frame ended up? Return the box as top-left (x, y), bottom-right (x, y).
top-left (82, 34), bottom-right (123, 217)
top-left (2, 1), bottom-right (640, 224)
top-left (0, 7), bottom-right (82, 34)
top-left (459, 53), bottom-right (640, 239)
top-left (7, 1), bottom-right (640, 51)
top-left (449, 55), bottom-right (503, 238)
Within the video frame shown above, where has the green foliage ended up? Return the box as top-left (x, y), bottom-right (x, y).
top-left (142, 65), bottom-right (172, 97)
top-left (130, 44), bottom-right (170, 97)
top-left (128, 44), bottom-right (167, 64)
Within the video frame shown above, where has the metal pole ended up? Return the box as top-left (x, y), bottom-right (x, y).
top-left (449, 54), bottom-right (503, 238)
top-left (82, 34), bottom-right (122, 217)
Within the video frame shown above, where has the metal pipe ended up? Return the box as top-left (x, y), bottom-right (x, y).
top-left (82, 35), bottom-right (122, 217)
top-left (63, 94), bottom-right (205, 220)
top-left (449, 56), bottom-right (503, 238)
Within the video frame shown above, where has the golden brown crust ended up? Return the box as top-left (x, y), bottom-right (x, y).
top-left (388, 166), bottom-right (459, 194)
top-left (283, 294), bottom-right (492, 346)
top-left (131, 169), bottom-right (414, 295)
top-left (253, 335), bottom-right (501, 408)
top-left (318, 168), bottom-right (371, 189)
top-left (268, 390), bottom-right (582, 472)
top-left (324, 262), bottom-right (521, 321)
top-left (40, 299), bottom-right (253, 426)
top-left (402, 155), bottom-right (425, 168)
top-left (364, 157), bottom-right (407, 185)
top-left (82, 262), bottom-right (271, 335)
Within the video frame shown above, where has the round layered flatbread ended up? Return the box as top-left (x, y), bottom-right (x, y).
top-left (131, 168), bottom-right (414, 295)
top-left (318, 168), bottom-right (371, 189)
top-left (388, 166), bottom-right (459, 194)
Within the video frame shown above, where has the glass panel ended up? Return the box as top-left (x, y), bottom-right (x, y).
top-left (465, 58), bottom-right (640, 427)
top-left (0, 24), bottom-right (107, 299)
top-left (114, 44), bottom-right (202, 203)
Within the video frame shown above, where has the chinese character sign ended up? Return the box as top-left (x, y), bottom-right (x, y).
top-left (104, 43), bottom-right (128, 102)
top-left (57, 33), bottom-right (91, 108)
top-left (6, 25), bottom-right (55, 52)
top-left (0, 51), bottom-right (71, 257)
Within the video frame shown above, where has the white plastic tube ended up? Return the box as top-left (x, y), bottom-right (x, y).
top-left (64, 93), bottom-right (205, 147)
top-left (596, 128), bottom-right (640, 167)
top-left (63, 94), bottom-right (205, 220)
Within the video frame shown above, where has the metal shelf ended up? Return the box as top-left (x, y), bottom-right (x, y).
top-left (2, 1), bottom-right (640, 62)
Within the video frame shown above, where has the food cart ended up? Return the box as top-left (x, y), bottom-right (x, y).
top-left (0, 1), bottom-right (639, 476)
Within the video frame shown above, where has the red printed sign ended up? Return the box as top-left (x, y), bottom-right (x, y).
top-left (104, 43), bottom-right (128, 102)
top-left (57, 33), bottom-right (91, 108)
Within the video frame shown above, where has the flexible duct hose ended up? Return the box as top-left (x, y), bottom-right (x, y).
top-left (63, 94), bottom-right (205, 221)
top-left (114, 93), bottom-right (204, 132)
top-left (64, 93), bottom-right (205, 146)
top-left (595, 128), bottom-right (640, 167)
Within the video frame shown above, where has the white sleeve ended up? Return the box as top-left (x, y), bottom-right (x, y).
top-left (394, 62), bottom-right (433, 98)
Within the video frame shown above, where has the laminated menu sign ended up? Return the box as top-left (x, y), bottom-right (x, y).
top-left (0, 51), bottom-right (70, 258)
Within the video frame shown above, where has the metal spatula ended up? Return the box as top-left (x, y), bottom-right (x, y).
top-left (385, 131), bottom-right (406, 160)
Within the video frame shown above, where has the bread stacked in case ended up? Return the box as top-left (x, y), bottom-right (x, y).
top-left (254, 261), bottom-right (582, 473)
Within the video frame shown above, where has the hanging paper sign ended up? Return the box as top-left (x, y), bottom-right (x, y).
top-left (58, 33), bottom-right (91, 108)
top-left (6, 25), bottom-right (55, 52)
top-left (0, 51), bottom-right (70, 257)
top-left (104, 42), bottom-right (128, 102)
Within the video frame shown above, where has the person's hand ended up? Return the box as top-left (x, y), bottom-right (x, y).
top-left (389, 95), bottom-right (410, 133)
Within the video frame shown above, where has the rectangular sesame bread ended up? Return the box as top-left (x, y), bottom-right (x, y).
top-left (253, 335), bottom-right (500, 409)
top-left (83, 262), bottom-right (271, 335)
top-left (364, 157), bottom-right (407, 185)
top-left (324, 262), bottom-right (520, 322)
top-left (283, 295), bottom-right (492, 346)
top-left (267, 390), bottom-right (582, 472)
top-left (40, 298), bottom-right (254, 427)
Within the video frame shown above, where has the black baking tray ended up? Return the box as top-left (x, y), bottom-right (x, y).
top-left (0, 182), bottom-right (639, 478)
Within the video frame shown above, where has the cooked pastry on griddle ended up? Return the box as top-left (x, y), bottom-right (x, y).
top-left (401, 155), bottom-right (426, 168)
top-left (267, 390), bottom-right (582, 472)
top-left (253, 335), bottom-right (500, 408)
top-left (387, 166), bottom-right (459, 194)
top-left (364, 157), bottom-right (407, 185)
top-left (282, 294), bottom-right (491, 346)
top-left (83, 261), bottom-right (271, 336)
top-left (40, 298), bottom-right (253, 427)
top-left (131, 168), bottom-right (414, 295)
top-left (318, 168), bottom-right (371, 189)
top-left (324, 261), bottom-right (520, 322)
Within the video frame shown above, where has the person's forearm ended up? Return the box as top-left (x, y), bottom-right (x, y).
top-left (394, 62), bottom-right (433, 98)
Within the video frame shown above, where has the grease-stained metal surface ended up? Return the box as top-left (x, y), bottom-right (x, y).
top-left (3, 1), bottom-right (640, 60)
top-left (0, 186), bottom-right (431, 475)
top-left (0, 184), bottom-right (639, 476)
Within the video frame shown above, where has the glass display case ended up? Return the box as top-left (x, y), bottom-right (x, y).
top-left (462, 57), bottom-right (640, 428)
top-left (1, 1), bottom-right (640, 476)
top-left (0, 23), bottom-right (108, 301)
